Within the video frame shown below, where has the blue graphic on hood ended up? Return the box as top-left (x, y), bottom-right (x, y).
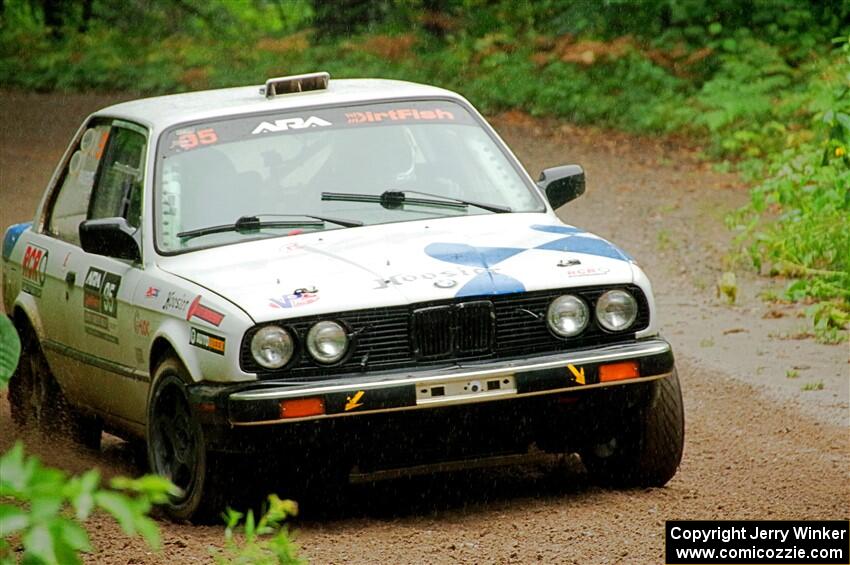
top-left (531, 224), bottom-right (632, 261)
top-left (424, 224), bottom-right (632, 298)
top-left (425, 243), bottom-right (526, 297)
top-left (3, 222), bottom-right (31, 261)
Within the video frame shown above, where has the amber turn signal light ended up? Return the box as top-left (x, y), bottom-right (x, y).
top-left (599, 361), bottom-right (640, 382)
top-left (280, 397), bottom-right (325, 419)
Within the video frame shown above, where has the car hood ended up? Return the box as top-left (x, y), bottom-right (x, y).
top-left (157, 213), bottom-right (637, 323)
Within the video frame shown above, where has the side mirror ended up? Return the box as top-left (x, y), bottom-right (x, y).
top-left (79, 217), bottom-right (141, 262)
top-left (538, 165), bottom-right (585, 209)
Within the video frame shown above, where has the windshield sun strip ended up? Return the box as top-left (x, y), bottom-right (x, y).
top-left (152, 96), bottom-right (547, 256)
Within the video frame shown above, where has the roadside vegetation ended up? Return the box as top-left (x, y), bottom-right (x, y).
top-left (0, 316), bottom-right (302, 563)
top-left (1, 0), bottom-right (847, 340)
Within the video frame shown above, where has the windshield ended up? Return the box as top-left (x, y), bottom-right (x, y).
top-left (155, 100), bottom-right (543, 252)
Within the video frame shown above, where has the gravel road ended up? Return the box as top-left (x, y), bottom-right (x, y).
top-left (0, 92), bottom-right (847, 564)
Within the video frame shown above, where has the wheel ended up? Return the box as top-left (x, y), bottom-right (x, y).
top-left (146, 358), bottom-right (225, 522)
top-left (9, 324), bottom-right (101, 449)
top-left (580, 368), bottom-right (684, 487)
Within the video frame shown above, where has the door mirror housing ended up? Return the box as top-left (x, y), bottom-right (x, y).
top-left (79, 217), bottom-right (141, 262)
top-left (538, 165), bottom-right (585, 209)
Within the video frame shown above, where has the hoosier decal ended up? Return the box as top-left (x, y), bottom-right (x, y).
top-left (189, 327), bottom-right (225, 355)
top-left (21, 244), bottom-right (48, 297)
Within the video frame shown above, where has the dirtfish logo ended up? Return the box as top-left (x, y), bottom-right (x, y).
top-left (252, 116), bottom-right (331, 134)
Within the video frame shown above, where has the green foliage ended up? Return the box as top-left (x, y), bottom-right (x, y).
top-left (0, 0), bottom-right (847, 333)
top-left (727, 35), bottom-right (850, 339)
top-left (0, 315), bottom-right (21, 387)
top-left (214, 495), bottom-right (304, 565)
top-left (0, 442), bottom-right (176, 565)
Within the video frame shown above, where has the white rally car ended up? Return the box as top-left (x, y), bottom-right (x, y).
top-left (3, 73), bottom-right (683, 520)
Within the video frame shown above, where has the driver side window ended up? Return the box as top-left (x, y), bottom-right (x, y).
top-left (89, 124), bottom-right (147, 229)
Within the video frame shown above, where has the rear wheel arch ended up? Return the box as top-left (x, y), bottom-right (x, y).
top-left (12, 304), bottom-right (39, 347)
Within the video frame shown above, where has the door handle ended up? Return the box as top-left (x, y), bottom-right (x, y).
top-left (65, 271), bottom-right (76, 286)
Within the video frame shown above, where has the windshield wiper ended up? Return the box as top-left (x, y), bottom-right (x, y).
top-left (321, 190), bottom-right (511, 214)
top-left (176, 213), bottom-right (361, 241)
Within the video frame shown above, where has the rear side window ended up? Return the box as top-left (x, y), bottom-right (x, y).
top-left (48, 123), bottom-right (111, 244)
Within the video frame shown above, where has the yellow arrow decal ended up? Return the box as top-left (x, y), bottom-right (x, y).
top-left (567, 364), bottom-right (585, 385)
top-left (345, 390), bottom-right (365, 411)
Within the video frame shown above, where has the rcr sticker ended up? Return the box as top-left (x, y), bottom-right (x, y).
top-left (252, 116), bottom-right (331, 134)
top-left (21, 244), bottom-right (48, 297)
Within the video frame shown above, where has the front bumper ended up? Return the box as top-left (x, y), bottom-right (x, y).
top-left (204, 338), bottom-right (673, 427)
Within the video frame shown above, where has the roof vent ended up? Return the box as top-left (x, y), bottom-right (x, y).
top-left (260, 72), bottom-right (330, 99)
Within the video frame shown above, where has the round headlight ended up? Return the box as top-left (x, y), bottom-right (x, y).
top-left (306, 321), bottom-right (349, 364)
top-left (547, 295), bottom-right (589, 337)
top-left (251, 326), bottom-right (295, 369)
top-left (595, 289), bottom-right (638, 331)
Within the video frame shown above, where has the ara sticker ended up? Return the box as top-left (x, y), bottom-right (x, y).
top-left (269, 291), bottom-right (319, 309)
top-left (145, 286), bottom-right (160, 298)
top-left (21, 244), bottom-right (49, 297)
top-left (344, 390), bottom-right (365, 411)
top-left (252, 116), bottom-right (331, 134)
top-left (186, 296), bottom-right (225, 327)
top-left (83, 268), bottom-right (121, 318)
top-left (82, 267), bottom-right (121, 344)
top-left (190, 327), bottom-right (226, 355)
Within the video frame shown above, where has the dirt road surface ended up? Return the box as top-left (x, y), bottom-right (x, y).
top-left (0, 92), bottom-right (847, 564)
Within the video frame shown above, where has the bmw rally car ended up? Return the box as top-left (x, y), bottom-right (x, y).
top-left (2, 72), bottom-right (684, 520)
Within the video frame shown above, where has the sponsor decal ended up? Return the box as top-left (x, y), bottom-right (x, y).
top-left (186, 295), bottom-right (225, 327)
top-left (269, 291), bottom-right (319, 309)
top-left (345, 108), bottom-right (454, 124)
top-left (3, 222), bottom-right (32, 261)
top-left (567, 364), bottom-right (586, 385)
top-left (83, 267), bottom-right (121, 343)
top-left (565, 266), bottom-right (610, 277)
top-left (21, 244), bottom-right (49, 297)
top-left (172, 128), bottom-right (218, 151)
top-left (133, 311), bottom-right (151, 337)
top-left (83, 268), bottom-right (121, 318)
top-left (162, 291), bottom-right (191, 314)
top-left (189, 327), bottom-right (225, 355)
top-left (252, 116), bottom-right (331, 134)
top-left (373, 268), bottom-right (493, 290)
top-left (145, 286), bottom-right (160, 298)
top-left (345, 390), bottom-right (365, 411)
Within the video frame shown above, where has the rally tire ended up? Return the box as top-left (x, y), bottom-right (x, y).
top-left (581, 368), bottom-right (684, 487)
top-left (146, 358), bottom-right (225, 522)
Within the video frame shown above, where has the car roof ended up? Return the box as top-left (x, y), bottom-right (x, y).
top-left (94, 78), bottom-right (465, 132)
